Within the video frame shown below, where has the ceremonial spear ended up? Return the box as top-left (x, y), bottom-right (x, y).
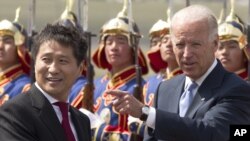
top-left (80, 0), bottom-right (95, 112)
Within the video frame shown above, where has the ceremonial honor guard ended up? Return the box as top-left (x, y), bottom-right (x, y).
top-left (0, 8), bottom-right (31, 105)
top-left (216, 4), bottom-right (250, 80)
top-left (90, 0), bottom-right (148, 140)
top-left (56, 0), bottom-right (88, 109)
top-left (144, 14), bottom-right (182, 107)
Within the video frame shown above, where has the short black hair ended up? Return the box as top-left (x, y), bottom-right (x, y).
top-left (31, 23), bottom-right (87, 66)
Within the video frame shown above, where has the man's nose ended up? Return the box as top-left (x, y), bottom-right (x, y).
top-left (183, 46), bottom-right (193, 58)
top-left (220, 47), bottom-right (228, 54)
top-left (48, 62), bottom-right (59, 74)
top-left (110, 41), bottom-right (118, 50)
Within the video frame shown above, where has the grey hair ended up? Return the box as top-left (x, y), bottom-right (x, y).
top-left (170, 5), bottom-right (218, 41)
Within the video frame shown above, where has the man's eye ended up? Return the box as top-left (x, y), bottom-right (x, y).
top-left (41, 57), bottom-right (50, 63)
top-left (218, 46), bottom-right (224, 50)
top-left (150, 41), bottom-right (157, 47)
top-left (4, 39), bottom-right (14, 44)
top-left (176, 43), bottom-right (184, 48)
top-left (106, 40), bottom-right (112, 45)
top-left (117, 38), bottom-right (128, 45)
top-left (192, 43), bottom-right (201, 48)
top-left (229, 45), bottom-right (237, 49)
top-left (161, 37), bottom-right (169, 43)
top-left (60, 59), bottom-right (68, 64)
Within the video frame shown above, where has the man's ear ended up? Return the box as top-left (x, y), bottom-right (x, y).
top-left (78, 60), bottom-right (86, 75)
top-left (213, 35), bottom-right (219, 51)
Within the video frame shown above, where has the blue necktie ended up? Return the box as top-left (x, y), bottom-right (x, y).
top-left (179, 82), bottom-right (198, 117)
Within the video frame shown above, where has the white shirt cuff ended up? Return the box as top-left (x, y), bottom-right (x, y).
top-left (146, 107), bottom-right (156, 129)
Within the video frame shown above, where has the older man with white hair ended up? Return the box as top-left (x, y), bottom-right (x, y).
top-left (107, 5), bottom-right (250, 141)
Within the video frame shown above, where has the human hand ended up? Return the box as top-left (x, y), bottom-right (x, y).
top-left (106, 90), bottom-right (144, 118)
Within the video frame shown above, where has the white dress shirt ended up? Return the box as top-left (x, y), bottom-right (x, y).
top-left (35, 82), bottom-right (78, 141)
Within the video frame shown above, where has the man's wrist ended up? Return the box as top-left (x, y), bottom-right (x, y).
top-left (139, 105), bottom-right (150, 121)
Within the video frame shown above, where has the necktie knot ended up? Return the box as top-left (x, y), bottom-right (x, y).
top-left (54, 102), bottom-right (69, 116)
top-left (187, 81), bottom-right (198, 92)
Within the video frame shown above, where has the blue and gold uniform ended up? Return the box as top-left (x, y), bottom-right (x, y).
top-left (0, 18), bottom-right (31, 105)
top-left (144, 68), bottom-right (182, 106)
top-left (91, 0), bottom-right (148, 140)
top-left (93, 66), bottom-right (146, 141)
top-left (69, 75), bottom-right (87, 108)
top-left (0, 64), bottom-right (30, 105)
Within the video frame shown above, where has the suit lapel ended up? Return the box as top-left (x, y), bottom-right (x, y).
top-left (70, 108), bottom-right (89, 141)
top-left (185, 62), bottom-right (225, 118)
top-left (172, 77), bottom-right (185, 113)
top-left (157, 75), bottom-right (185, 113)
top-left (185, 91), bottom-right (207, 118)
top-left (29, 85), bottom-right (67, 141)
top-left (70, 108), bottom-right (83, 141)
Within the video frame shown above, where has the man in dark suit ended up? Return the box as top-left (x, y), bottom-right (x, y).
top-left (0, 23), bottom-right (91, 141)
top-left (107, 5), bottom-right (250, 141)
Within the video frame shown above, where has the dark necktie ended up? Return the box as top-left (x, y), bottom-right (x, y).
top-left (54, 102), bottom-right (76, 141)
top-left (179, 81), bottom-right (198, 117)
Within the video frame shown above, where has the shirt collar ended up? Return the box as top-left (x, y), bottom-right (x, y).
top-left (35, 82), bottom-right (69, 104)
top-left (185, 59), bottom-right (217, 88)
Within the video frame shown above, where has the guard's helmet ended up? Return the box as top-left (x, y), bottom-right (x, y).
top-left (56, 2), bottom-right (87, 76)
top-left (92, 1), bottom-right (148, 74)
top-left (0, 20), bottom-right (25, 46)
top-left (149, 19), bottom-right (170, 39)
top-left (100, 16), bottom-right (141, 44)
top-left (218, 13), bottom-right (249, 61)
top-left (0, 19), bottom-right (30, 74)
top-left (147, 19), bottom-right (170, 73)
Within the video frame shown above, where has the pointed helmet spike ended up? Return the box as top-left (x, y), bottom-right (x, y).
top-left (117, 0), bottom-right (128, 18)
top-left (230, 0), bottom-right (235, 14)
top-left (218, 0), bottom-right (247, 56)
top-left (61, 0), bottom-right (75, 20)
top-left (13, 7), bottom-right (21, 23)
top-left (67, 0), bottom-right (74, 12)
top-left (217, 9), bottom-right (224, 25)
top-left (226, 0), bottom-right (235, 21)
top-left (166, 8), bottom-right (171, 23)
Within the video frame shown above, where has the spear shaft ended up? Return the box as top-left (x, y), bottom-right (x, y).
top-left (247, 0), bottom-right (250, 82)
top-left (81, 0), bottom-right (95, 112)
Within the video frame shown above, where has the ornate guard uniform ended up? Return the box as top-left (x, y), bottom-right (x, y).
top-left (93, 67), bottom-right (146, 141)
top-left (144, 19), bottom-right (182, 107)
top-left (0, 18), bottom-right (31, 106)
top-left (91, 1), bottom-right (148, 140)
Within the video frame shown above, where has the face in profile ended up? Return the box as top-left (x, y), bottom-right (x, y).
top-left (34, 40), bottom-right (83, 101)
top-left (0, 35), bottom-right (19, 70)
top-left (105, 34), bottom-right (134, 70)
top-left (172, 20), bottom-right (217, 80)
top-left (160, 34), bottom-right (176, 63)
top-left (215, 40), bottom-right (247, 72)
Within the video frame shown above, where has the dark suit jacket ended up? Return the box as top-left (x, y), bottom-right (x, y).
top-left (0, 84), bottom-right (91, 141)
top-left (144, 62), bottom-right (250, 141)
